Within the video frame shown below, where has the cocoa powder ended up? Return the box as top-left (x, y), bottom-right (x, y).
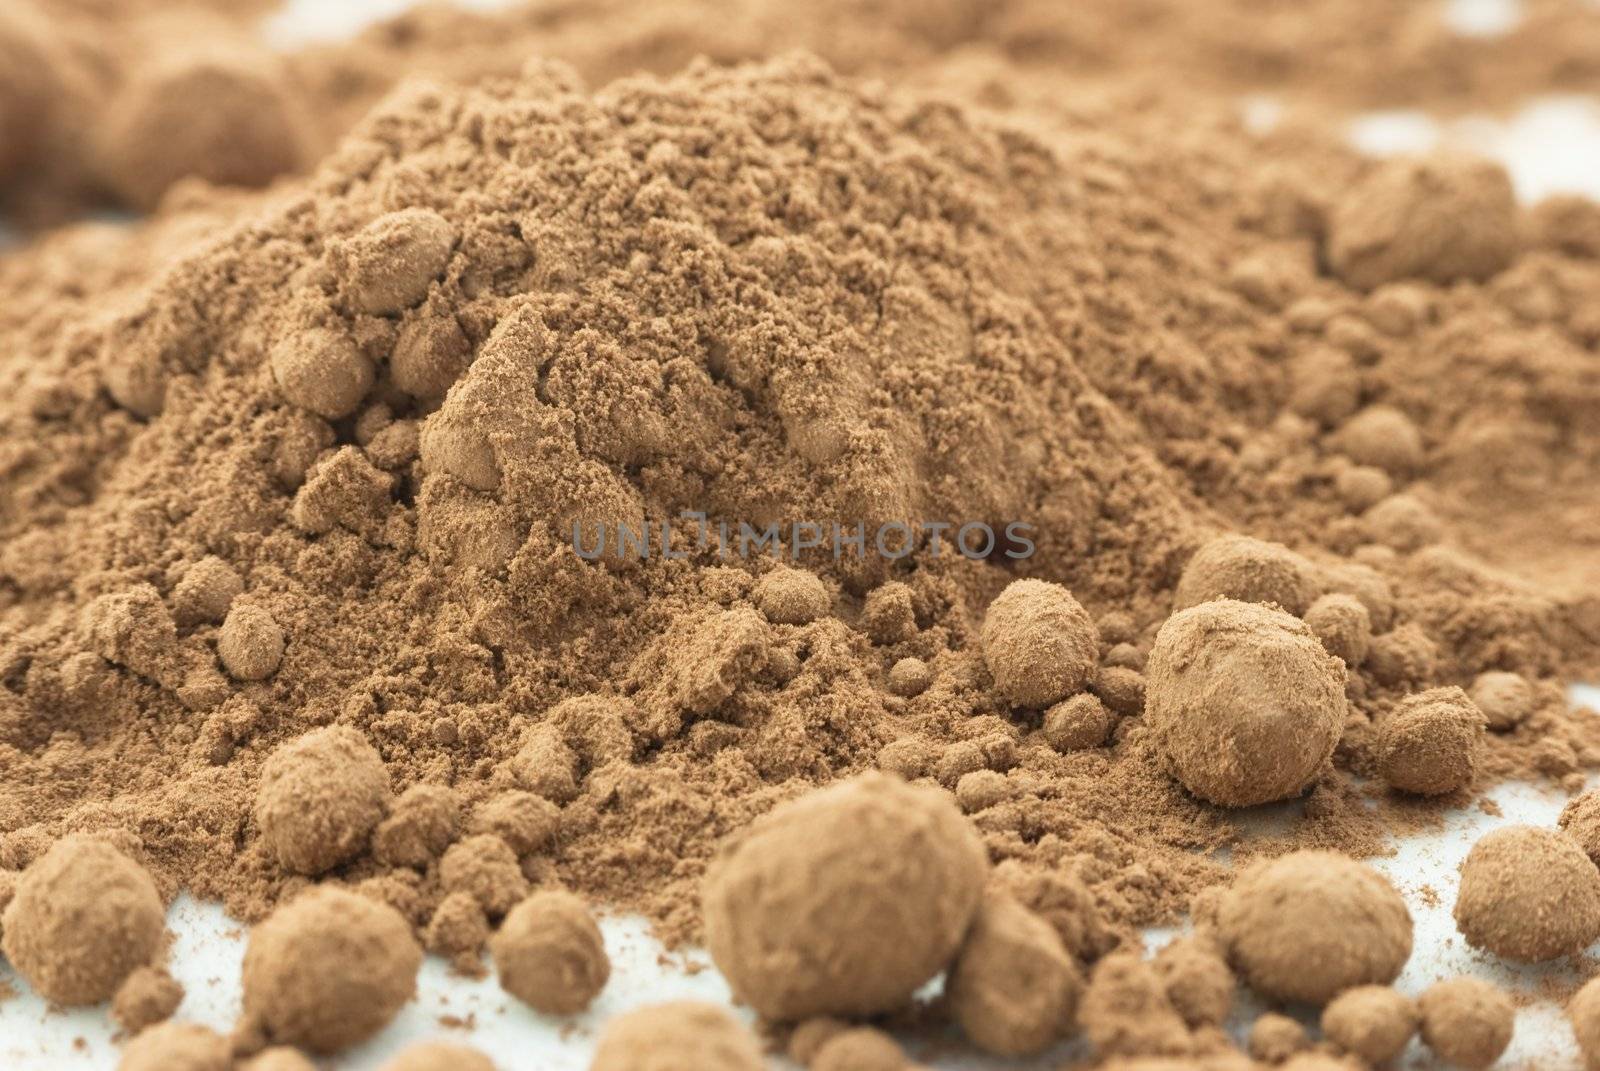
top-left (0, 0), bottom-right (1599, 1067)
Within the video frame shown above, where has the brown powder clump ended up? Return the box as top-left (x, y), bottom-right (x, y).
top-left (112, 965), bottom-right (185, 1035)
top-left (1320, 985), bottom-right (1418, 1065)
top-left (489, 890), bottom-right (609, 1016)
top-left (1151, 936), bottom-right (1233, 1029)
top-left (1, 835), bottom-right (165, 1006)
top-left (254, 726), bottom-right (392, 877)
top-left (217, 602), bottom-right (286, 682)
top-left (1042, 692), bottom-right (1117, 752)
top-left (330, 208), bottom-right (458, 318)
top-left (590, 1002), bottom-right (763, 1071)
top-left (752, 566), bottom-right (831, 625)
top-left (241, 886), bottom-right (421, 1054)
top-left (703, 772), bottom-right (986, 1021)
top-left (1561, 792), bottom-right (1600, 869)
top-left (1248, 1012), bottom-right (1310, 1063)
top-left (1418, 977), bottom-right (1514, 1070)
top-left (1302, 593), bottom-right (1372, 668)
top-left (1217, 851), bottom-right (1411, 1005)
top-left (1375, 686), bottom-right (1486, 796)
top-left (1453, 824), bottom-right (1600, 962)
top-left (945, 891), bottom-right (1082, 1056)
top-left (1146, 600), bottom-right (1345, 808)
top-left (439, 834), bottom-right (529, 919)
top-left (1570, 976), bottom-right (1600, 1071)
top-left (811, 1027), bottom-right (907, 1071)
top-left (1079, 951), bottom-right (1194, 1060)
top-left (424, 891), bottom-right (490, 977)
top-left (372, 783), bottom-right (460, 870)
top-left (1327, 154), bottom-right (1519, 291)
top-left (118, 1021), bottom-right (231, 1071)
top-left (238, 1048), bottom-right (318, 1071)
top-left (378, 1042), bottom-right (496, 1071)
top-left (1171, 535), bottom-right (1318, 617)
top-left (979, 579), bottom-right (1098, 709)
top-left (1468, 670), bottom-right (1534, 732)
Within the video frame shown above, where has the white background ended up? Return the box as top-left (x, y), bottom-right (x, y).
top-left (3, 0), bottom-right (1600, 1066)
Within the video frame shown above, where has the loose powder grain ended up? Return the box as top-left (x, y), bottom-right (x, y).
top-left (0, 0), bottom-right (1599, 1066)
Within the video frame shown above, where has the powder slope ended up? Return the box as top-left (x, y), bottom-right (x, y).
top-left (0, 52), bottom-right (1597, 950)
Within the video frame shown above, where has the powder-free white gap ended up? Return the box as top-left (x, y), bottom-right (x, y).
top-left (1444, 0), bottom-right (1524, 37)
top-left (261, 0), bottom-right (520, 50)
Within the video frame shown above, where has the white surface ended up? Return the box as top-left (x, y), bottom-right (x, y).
top-left (5, 0), bottom-right (1600, 1065)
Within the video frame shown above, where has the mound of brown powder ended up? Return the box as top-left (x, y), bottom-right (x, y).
top-left (1, 3), bottom-right (1600, 1065)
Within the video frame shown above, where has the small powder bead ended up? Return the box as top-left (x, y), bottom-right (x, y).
top-left (439, 834), bottom-right (529, 918)
top-left (254, 725), bottom-right (391, 876)
top-left (886, 657), bottom-right (933, 697)
top-left (591, 1002), bottom-right (763, 1071)
top-left (335, 209), bottom-right (457, 316)
top-left (217, 602), bottom-right (285, 681)
top-left (1376, 686), bottom-right (1485, 796)
top-left (1042, 693), bottom-right (1115, 752)
top-left (270, 327), bottom-right (375, 421)
top-left (1248, 1013), bottom-right (1310, 1063)
top-left (112, 966), bottom-right (185, 1034)
top-left (490, 890), bottom-right (609, 1015)
top-left (1468, 670), bottom-right (1534, 731)
top-left (1418, 977), bottom-right (1514, 1070)
top-left (945, 893), bottom-right (1082, 1056)
top-left (392, 312), bottom-right (473, 398)
top-left (1171, 533), bottom-right (1318, 616)
top-left (980, 579), bottom-right (1098, 708)
top-left (171, 556), bottom-right (244, 627)
top-left (1333, 405), bottom-right (1424, 475)
top-left (118, 1022), bottom-right (231, 1071)
top-left (371, 784), bottom-right (460, 869)
top-left (753, 566), bottom-right (830, 625)
top-left (812, 1027), bottom-right (907, 1071)
top-left (1302, 593), bottom-right (1372, 667)
top-left (1569, 975), bottom-right (1600, 1071)
top-left (1321, 985), bottom-right (1418, 1064)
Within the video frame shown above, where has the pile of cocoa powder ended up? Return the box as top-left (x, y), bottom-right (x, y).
top-left (2, 0), bottom-right (1600, 1068)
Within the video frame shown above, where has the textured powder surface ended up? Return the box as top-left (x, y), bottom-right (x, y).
top-left (489, 889), bottom-right (609, 1015)
top-left (589, 1001), bottom-right (764, 1071)
top-left (1319, 985), bottom-right (1418, 1065)
top-left (944, 891), bottom-right (1081, 1056)
top-left (1418, 977), bottom-right (1515, 1070)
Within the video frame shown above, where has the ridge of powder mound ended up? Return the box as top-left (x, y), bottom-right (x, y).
top-left (0, 52), bottom-right (1597, 949)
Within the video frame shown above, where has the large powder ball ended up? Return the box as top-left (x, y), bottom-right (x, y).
top-left (590, 1002), bottom-right (763, 1071)
top-left (1453, 825), bottom-right (1600, 962)
top-left (1145, 600), bottom-right (1345, 807)
top-left (254, 725), bottom-right (392, 875)
top-left (95, 51), bottom-right (306, 210)
top-left (489, 890), bottom-right (609, 1015)
top-left (1218, 851), bottom-right (1412, 1005)
top-left (1, 836), bottom-right (165, 1005)
top-left (1376, 686), bottom-right (1485, 796)
top-left (980, 579), bottom-right (1098, 708)
top-left (1327, 153), bottom-right (1518, 290)
top-left (242, 887), bottom-right (422, 1053)
top-left (702, 771), bottom-right (987, 1020)
top-left (1419, 977), bottom-right (1514, 1070)
top-left (1171, 534), bottom-right (1318, 616)
top-left (378, 1042), bottom-right (496, 1071)
top-left (945, 893), bottom-right (1082, 1056)
top-left (1321, 985), bottom-right (1418, 1065)
top-left (119, 1022), bottom-right (231, 1071)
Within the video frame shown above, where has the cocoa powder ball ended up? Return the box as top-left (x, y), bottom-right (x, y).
top-left (378, 1042), bottom-right (496, 1071)
top-left (1328, 153), bottom-right (1518, 291)
top-left (271, 327), bottom-right (376, 421)
top-left (118, 1022), bottom-right (231, 1071)
top-left (1302, 592), bottom-right (1372, 667)
top-left (1248, 1012), bottom-right (1310, 1063)
top-left (255, 725), bottom-right (391, 875)
top-left (1171, 534), bottom-right (1319, 616)
top-left (1418, 977), bottom-right (1514, 1069)
top-left (490, 890), bottom-right (609, 1015)
top-left (241, 886), bottom-right (422, 1053)
top-left (812, 1027), bottom-right (907, 1071)
top-left (702, 771), bottom-right (987, 1020)
top-left (1376, 686), bottom-right (1485, 796)
top-left (945, 892), bottom-right (1082, 1056)
top-left (217, 602), bottom-right (285, 681)
top-left (753, 565), bottom-right (830, 625)
top-left (979, 578), bottom-right (1098, 708)
top-left (334, 209), bottom-right (458, 316)
top-left (1570, 976), bottom-right (1600, 1071)
top-left (1, 836), bottom-right (165, 1005)
top-left (439, 834), bottom-right (529, 918)
top-left (1151, 936), bottom-right (1234, 1028)
top-left (1468, 670), bottom-right (1534, 731)
top-left (1145, 600), bottom-right (1345, 807)
top-left (1561, 792), bottom-right (1600, 868)
top-left (171, 556), bottom-right (243, 627)
top-left (1042, 692), bottom-right (1116, 751)
top-left (239, 1048), bottom-right (318, 1071)
top-left (112, 966), bottom-right (185, 1034)
top-left (1453, 825), bottom-right (1600, 962)
top-left (590, 1002), bottom-right (763, 1071)
top-left (1321, 985), bottom-right (1418, 1065)
top-left (1218, 851), bottom-right (1412, 1005)
top-left (1333, 405), bottom-right (1425, 475)
top-left (95, 52), bottom-right (306, 210)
